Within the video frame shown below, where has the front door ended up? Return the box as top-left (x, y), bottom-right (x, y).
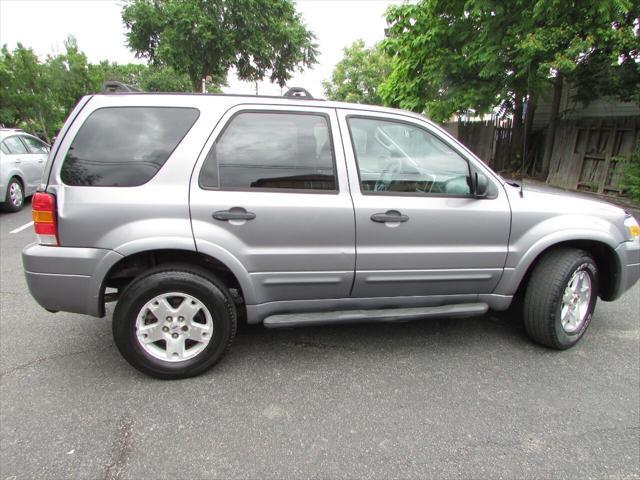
top-left (338, 111), bottom-right (511, 299)
top-left (190, 105), bottom-right (355, 305)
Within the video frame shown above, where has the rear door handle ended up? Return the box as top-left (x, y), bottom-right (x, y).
top-left (371, 210), bottom-right (409, 223)
top-left (212, 208), bottom-right (256, 221)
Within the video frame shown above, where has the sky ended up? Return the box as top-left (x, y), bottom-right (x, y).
top-left (0, 0), bottom-right (404, 97)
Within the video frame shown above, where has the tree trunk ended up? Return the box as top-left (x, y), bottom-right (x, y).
top-left (37, 110), bottom-right (50, 144)
top-left (509, 94), bottom-right (524, 171)
top-left (522, 91), bottom-right (537, 174)
top-left (191, 76), bottom-right (201, 93)
top-left (540, 75), bottom-right (563, 180)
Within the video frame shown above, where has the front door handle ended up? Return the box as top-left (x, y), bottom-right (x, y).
top-left (371, 210), bottom-right (409, 223)
top-left (212, 207), bottom-right (256, 221)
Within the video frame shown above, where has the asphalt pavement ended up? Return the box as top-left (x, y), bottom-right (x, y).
top-left (1, 198), bottom-right (639, 479)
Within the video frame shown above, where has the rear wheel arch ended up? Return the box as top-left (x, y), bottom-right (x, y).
top-left (102, 249), bottom-right (249, 315)
top-left (10, 174), bottom-right (25, 189)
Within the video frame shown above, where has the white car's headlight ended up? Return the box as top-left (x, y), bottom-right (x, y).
top-left (624, 215), bottom-right (640, 243)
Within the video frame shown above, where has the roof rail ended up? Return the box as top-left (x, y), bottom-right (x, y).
top-left (284, 87), bottom-right (314, 99)
top-left (101, 81), bottom-right (140, 93)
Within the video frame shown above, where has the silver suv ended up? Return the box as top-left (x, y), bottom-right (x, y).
top-left (22, 91), bottom-right (640, 379)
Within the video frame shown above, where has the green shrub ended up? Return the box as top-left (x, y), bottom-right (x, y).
top-left (620, 144), bottom-right (640, 203)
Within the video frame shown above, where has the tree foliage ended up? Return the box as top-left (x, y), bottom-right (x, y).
top-left (122, 0), bottom-right (318, 91)
top-left (621, 144), bottom-right (640, 202)
top-left (93, 62), bottom-right (202, 92)
top-left (0, 37), bottom-right (205, 140)
top-left (323, 40), bottom-right (391, 105)
top-left (381, 0), bottom-right (639, 122)
top-left (0, 38), bottom-right (91, 142)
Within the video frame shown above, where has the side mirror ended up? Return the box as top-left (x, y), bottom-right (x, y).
top-left (473, 172), bottom-right (489, 198)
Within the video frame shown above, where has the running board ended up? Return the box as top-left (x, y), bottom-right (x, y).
top-left (263, 302), bottom-right (488, 328)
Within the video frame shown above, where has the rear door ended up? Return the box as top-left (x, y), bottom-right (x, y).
top-left (2, 135), bottom-right (41, 193)
top-left (338, 110), bottom-right (511, 299)
top-left (20, 135), bottom-right (49, 191)
top-left (190, 105), bottom-right (355, 305)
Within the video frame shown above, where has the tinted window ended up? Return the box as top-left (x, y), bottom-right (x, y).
top-left (3, 136), bottom-right (28, 155)
top-left (348, 117), bottom-right (471, 196)
top-left (22, 135), bottom-right (49, 154)
top-left (61, 107), bottom-right (199, 186)
top-left (200, 112), bottom-right (336, 191)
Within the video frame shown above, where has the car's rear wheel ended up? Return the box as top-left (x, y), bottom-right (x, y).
top-left (2, 178), bottom-right (24, 212)
top-left (113, 266), bottom-right (236, 379)
top-left (523, 248), bottom-right (598, 349)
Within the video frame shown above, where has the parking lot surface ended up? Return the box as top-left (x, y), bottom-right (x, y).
top-left (1, 200), bottom-right (639, 479)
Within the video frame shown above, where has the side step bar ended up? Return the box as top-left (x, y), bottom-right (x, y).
top-left (263, 302), bottom-right (488, 328)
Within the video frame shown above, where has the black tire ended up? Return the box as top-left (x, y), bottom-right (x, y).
top-left (523, 248), bottom-right (598, 349)
top-left (113, 265), bottom-right (237, 379)
top-left (2, 177), bottom-right (24, 212)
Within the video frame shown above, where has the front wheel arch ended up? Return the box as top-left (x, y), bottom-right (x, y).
top-left (511, 239), bottom-right (620, 303)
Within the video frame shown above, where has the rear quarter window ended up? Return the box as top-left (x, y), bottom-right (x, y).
top-left (60, 107), bottom-right (199, 187)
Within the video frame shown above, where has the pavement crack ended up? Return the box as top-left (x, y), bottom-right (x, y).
top-left (103, 414), bottom-right (134, 480)
top-left (0, 344), bottom-right (113, 377)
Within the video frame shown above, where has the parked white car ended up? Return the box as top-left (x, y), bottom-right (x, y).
top-left (0, 129), bottom-right (50, 212)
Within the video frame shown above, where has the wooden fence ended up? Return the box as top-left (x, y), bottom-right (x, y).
top-left (443, 118), bottom-right (512, 171)
top-left (546, 116), bottom-right (639, 194)
top-left (445, 116), bottom-right (639, 194)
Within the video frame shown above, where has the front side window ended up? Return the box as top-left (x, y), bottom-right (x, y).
top-left (22, 135), bottom-right (49, 154)
top-left (348, 117), bottom-right (471, 196)
top-left (200, 112), bottom-right (336, 191)
top-left (61, 107), bottom-right (199, 187)
top-left (2, 136), bottom-right (28, 155)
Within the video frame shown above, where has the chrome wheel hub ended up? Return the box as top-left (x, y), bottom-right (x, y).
top-left (560, 270), bottom-right (592, 333)
top-left (135, 292), bottom-right (213, 362)
top-left (9, 182), bottom-right (22, 207)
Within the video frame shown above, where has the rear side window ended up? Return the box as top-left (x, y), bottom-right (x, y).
top-left (61, 107), bottom-right (199, 187)
top-left (22, 135), bottom-right (49, 154)
top-left (3, 136), bottom-right (28, 154)
top-left (199, 111), bottom-right (336, 191)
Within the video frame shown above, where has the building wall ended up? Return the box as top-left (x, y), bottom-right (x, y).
top-left (533, 86), bottom-right (640, 131)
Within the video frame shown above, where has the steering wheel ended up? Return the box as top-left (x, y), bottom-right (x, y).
top-left (374, 158), bottom-right (402, 192)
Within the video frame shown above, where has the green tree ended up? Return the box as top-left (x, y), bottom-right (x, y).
top-left (0, 43), bottom-right (56, 141)
top-left (122, 0), bottom-right (318, 92)
top-left (323, 40), bottom-right (391, 105)
top-left (92, 62), bottom-right (198, 92)
top-left (139, 65), bottom-right (193, 92)
top-left (381, 0), bottom-right (639, 177)
top-left (620, 144), bottom-right (640, 202)
top-left (91, 61), bottom-right (147, 89)
top-left (46, 37), bottom-right (98, 127)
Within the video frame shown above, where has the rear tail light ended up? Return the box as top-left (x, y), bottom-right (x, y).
top-left (32, 192), bottom-right (59, 246)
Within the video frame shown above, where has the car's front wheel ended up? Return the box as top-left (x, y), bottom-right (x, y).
top-left (523, 248), bottom-right (598, 349)
top-left (113, 266), bottom-right (237, 379)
